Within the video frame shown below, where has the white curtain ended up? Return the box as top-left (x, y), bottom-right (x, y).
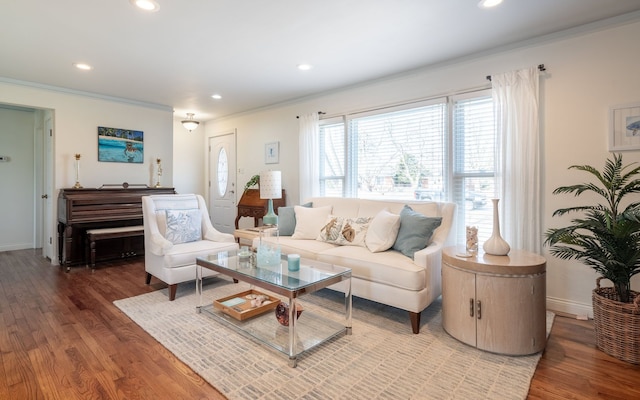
top-left (298, 112), bottom-right (320, 202)
top-left (491, 67), bottom-right (541, 253)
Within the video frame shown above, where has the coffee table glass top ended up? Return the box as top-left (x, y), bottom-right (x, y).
top-left (197, 250), bottom-right (351, 293)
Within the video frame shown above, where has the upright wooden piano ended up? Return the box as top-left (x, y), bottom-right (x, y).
top-left (57, 186), bottom-right (175, 269)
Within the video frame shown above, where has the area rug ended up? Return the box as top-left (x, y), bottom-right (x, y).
top-left (114, 278), bottom-right (554, 400)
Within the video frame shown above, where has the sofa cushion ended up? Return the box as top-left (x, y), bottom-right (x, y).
top-left (291, 205), bottom-right (332, 239)
top-left (392, 205), bottom-right (442, 258)
top-left (317, 216), bottom-right (371, 247)
top-left (277, 202), bottom-right (312, 236)
top-left (274, 237), bottom-right (338, 260)
top-left (366, 209), bottom-right (401, 252)
top-left (165, 209), bottom-right (202, 244)
top-left (318, 245), bottom-right (426, 291)
top-left (162, 240), bottom-right (237, 268)
top-left (308, 197), bottom-right (360, 218)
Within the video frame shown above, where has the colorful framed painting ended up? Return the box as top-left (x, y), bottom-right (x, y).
top-left (609, 102), bottom-right (640, 151)
top-left (98, 126), bottom-right (144, 163)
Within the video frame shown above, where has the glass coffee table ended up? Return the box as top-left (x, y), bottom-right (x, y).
top-left (196, 250), bottom-right (352, 367)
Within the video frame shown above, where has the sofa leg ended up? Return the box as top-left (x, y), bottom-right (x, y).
top-left (409, 311), bottom-right (421, 334)
top-left (168, 284), bottom-right (177, 301)
top-left (145, 272), bottom-right (152, 285)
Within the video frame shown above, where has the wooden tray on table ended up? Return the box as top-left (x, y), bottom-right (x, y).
top-left (213, 289), bottom-right (280, 321)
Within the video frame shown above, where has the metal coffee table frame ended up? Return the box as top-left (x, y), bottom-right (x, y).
top-left (196, 251), bottom-right (352, 367)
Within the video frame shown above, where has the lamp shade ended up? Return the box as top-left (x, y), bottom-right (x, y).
top-left (260, 171), bottom-right (282, 199)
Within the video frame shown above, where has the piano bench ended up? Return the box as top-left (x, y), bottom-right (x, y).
top-left (85, 225), bottom-right (144, 270)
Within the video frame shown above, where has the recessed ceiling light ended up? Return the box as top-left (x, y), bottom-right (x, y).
top-left (478, 0), bottom-right (503, 8)
top-left (73, 63), bottom-right (93, 71)
top-left (297, 64), bottom-right (312, 71)
top-left (211, 94), bottom-right (222, 100)
top-left (130, 0), bottom-right (160, 12)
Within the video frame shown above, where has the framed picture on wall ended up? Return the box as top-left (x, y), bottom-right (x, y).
top-left (609, 102), bottom-right (640, 151)
top-left (97, 126), bottom-right (144, 163)
top-left (265, 141), bottom-right (279, 164)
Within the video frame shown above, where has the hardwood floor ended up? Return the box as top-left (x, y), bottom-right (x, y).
top-left (1, 249), bottom-right (639, 399)
top-left (0, 249), bottom-right (224, 400)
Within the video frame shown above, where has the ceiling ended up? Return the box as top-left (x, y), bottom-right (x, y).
top-left (2, 0), bottom-right (640, 121)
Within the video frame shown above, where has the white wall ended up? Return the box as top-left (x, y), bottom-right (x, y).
top-left (207, 18), bottom-right (640, 316)
top-left (0, 108), bottom-right (35, 251)
top-left (172, 118), bottom-right (205, 195)
top-left (209, 107), bottom-right (301, 203)
top-left (0, 81), bottom-right (174, 258)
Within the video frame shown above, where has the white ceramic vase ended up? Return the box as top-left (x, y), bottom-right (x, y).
top-left (483, 198), bottom-right (510, 256)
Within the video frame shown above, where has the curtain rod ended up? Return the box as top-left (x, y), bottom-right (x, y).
top-left (296, 111), bottom-right (326, 119)
top-left (486, 64), bottom-right (546, 82)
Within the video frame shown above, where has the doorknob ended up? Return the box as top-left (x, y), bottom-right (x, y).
top-left (41, 194), bottom-right (48, 199)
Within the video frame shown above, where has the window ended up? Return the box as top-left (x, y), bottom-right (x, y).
top-left (318, 89), bottom-right (495, 244)
top-left (319, 118), bottom-right (345, 197)
top-left (451, 92), bottom-right (495, 243)
top-left (216, 147), bottom-right (228, 197)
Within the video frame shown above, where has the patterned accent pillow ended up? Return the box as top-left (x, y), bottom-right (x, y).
top-left (165, 209), bottom-right (202, 244)
top-left (336, 217), bottom-right (372, 247)
top-left (317, 216), bottom-right (372, 247)
top-left (317, 215), bottom-right (345, 244)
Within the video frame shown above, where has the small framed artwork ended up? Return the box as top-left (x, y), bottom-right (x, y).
top-left (609, 102), bottom-right (640, 151)
top-left (97, 126), bottom-right (144, 163)
top-left (265, 141), bottom-right (279, 164)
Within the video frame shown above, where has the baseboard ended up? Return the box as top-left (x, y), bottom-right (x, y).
top-left (547, 296), bottom-right (593, 319)
top-left (0, 243), bottom-right (34, 252)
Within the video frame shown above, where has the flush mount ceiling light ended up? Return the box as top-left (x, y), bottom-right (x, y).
top-left (181, 113), bottom-right (199, 132)
top-left (73, 62), bottom-right (93, 71)
top-left (211, 94), bottom-right (222, 100)
top-left (130, 0), bottom-right (160, 12)
top-left (478, 0), bottom-right (503, 8)
top-left (297, 64), bottom-right (312, 71)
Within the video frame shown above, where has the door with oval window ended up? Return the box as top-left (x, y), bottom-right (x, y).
top-left (208, 132), bottom-right (236, 233)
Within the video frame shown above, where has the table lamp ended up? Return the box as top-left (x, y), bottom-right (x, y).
top-left (260, 170), bottom-right (282, 226)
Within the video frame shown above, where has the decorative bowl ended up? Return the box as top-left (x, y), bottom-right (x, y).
top-left (275, 302), bottom-right (303, 326)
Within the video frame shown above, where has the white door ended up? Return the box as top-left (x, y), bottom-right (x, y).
top-left (209, 132), bottom-right (237, 233)
top-left (42, 115), bottom-right (54, 260)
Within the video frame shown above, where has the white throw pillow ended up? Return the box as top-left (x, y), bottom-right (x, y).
top-left (291, 205), bottom-right (333, 239)
top-left (366, 209), bottom-right (401, 252)
top-left (165, 209), bottom-right (202, 244)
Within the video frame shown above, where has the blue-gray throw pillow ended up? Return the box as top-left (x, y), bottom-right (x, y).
top-left (277, 202), bottom-right (312, 236)
top-left (392, 205), bottom-right (442, 258)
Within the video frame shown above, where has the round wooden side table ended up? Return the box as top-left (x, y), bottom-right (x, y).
top-left (441, 246), bottom-right (547, 355)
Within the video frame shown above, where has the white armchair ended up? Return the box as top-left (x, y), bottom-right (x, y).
top-left (142, 193), bottom-right (238, 300)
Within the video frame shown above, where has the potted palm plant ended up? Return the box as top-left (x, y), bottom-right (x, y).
top-left (545, 153), bottom-right (640, 364)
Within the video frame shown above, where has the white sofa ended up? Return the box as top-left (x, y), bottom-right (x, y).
top-left (142, 194), bottom-right (238, 300)
top-left (254, 197), bottom-right (456, 333)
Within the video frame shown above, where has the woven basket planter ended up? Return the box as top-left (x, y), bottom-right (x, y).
top-left (592, 279), bottom-right (640, 364)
